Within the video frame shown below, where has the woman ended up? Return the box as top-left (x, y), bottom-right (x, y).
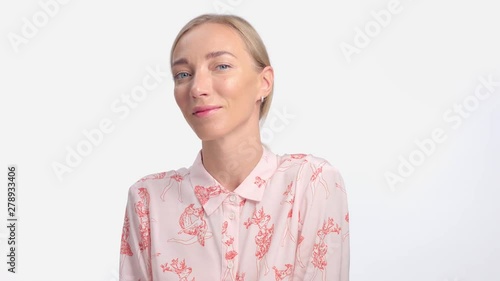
top-left (119, 13), bottom-right (350, 281)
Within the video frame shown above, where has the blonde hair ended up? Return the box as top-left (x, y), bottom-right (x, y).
top-left (170, 14), bottom-right (274, 122)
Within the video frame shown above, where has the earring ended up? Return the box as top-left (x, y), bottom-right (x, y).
top-left (261, 96), bottom-right (265, 103)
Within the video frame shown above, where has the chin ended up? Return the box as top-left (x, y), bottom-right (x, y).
top-left (195, 132), bottom-right (225, 142)
top-left (191, 123), bottom-right (230, 142)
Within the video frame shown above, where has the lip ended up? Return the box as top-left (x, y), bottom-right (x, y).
top-left (192, 105), bottom-right (222, 117)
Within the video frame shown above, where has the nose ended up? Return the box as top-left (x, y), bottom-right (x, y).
top-left (190, 69), bottom-right (211, 99)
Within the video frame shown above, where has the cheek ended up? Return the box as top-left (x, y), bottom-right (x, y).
top-left (174, 88), bottom-right (189, 111)
top-left (214, 75), bottom-right (253, 99)
top-left (173, 91), bottom-right (181, 107)
top-left (213, 77), bottom-right (237, 96)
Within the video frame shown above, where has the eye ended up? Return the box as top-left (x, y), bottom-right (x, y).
top-left (174, 72), bottom-right (191, 80)
top-left (216, 64), bottom-right (231, 70)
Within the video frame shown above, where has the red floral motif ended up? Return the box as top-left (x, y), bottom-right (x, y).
top-left (296, 234), bottom-right (305, 268)
top-left (310, 166), bottom-right (322, 181)
top-left (171, 174), bottom-right (183, 181)
top-left (309, 162), bottom-right (330, 198)
top-left (281, 181), bottom-right (294, 204)
top-left (281, 181), bottom-right (296, 247)
top-left (295, 210), bottom-right (307, 268)
top-left (290, 153), bottom-right (307, 159)
top-left (194, 184), bottom-right (225, 205)
top-left (225, 251), bottom-right (238, 260)
top-left (222, 220), bottom-right (239, 280)
top-left (311, 218), bottom-right (341, 280)
top-left (135, 201), bottom-right (148, 217)
top-left (244, 207), bottom-right (274, 275)
top-left (239, 198), bottom-right (247, 207)
top-left (132, 187), bottom-right (152, 280)
top-left (224, 237), bottom-right (234, 246)
top-left (135, 187), bottom-right (151, 251)
top-left (272, 264), bottom-right (293, 281)
top-left (138, 172), bottom-right (167, 182)
top-left (161, 171), bottom-right (188, 202)
top-left (222, 220), bottom-right (228, 233)
top-left (254, 176), bottom-right (266, 188)
top-left (276, 156), bottom-right (308, 184)
top-left (120, 213), bottom-right (133, 256)
top-left (168, 204), bottom-right (212, 246)
top-left (161, 258), bottom-right (195, 281)
top-left (298, 235), bottom-right (304, 244)
top-left (235, 272), bottom-right (246, 281)
top-left (343, 212), bottom-right (350, 242)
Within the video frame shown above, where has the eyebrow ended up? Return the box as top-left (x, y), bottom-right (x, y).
top-left (171, 51), bottom-right (236, 67)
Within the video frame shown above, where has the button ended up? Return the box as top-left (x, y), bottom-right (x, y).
top-left (229, 194), bottom-right (236, 202)
top-left (227, 261), bottom-right (234, 269)
top-left (228, 212), bottom-right (235, 220)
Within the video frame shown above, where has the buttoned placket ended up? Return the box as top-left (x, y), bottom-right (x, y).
top-left (221, 192), bottom-right (240, 281)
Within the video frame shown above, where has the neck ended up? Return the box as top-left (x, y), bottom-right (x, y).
top-left (201, 125), bottom-right (263, 192)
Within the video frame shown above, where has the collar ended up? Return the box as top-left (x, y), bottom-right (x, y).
top-left (188, 145), bottom-right (278, 216)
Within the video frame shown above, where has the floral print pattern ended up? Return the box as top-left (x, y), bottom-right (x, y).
top-left (119, 146), bottom-right (349, 281)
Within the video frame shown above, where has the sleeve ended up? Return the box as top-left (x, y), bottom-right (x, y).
top-left (293, 161), bottom-right (350, 281)
top-left (119, 182), bottom-right (153, 281)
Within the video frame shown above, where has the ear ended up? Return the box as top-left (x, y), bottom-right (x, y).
top-left (258, 65), bottom-right (274, 99)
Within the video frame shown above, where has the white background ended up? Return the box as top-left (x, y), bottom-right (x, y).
top-left (1, 0), bottom-right (499, 280)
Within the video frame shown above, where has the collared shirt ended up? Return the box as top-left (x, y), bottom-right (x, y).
top-left (119, 146), bottom-right (350, 281)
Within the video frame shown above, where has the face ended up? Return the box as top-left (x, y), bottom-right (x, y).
top-left (171, 23), bottom-right (273, 141)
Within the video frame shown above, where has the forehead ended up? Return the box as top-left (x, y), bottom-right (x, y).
top-left (172, 23), bottom-right (247, 59)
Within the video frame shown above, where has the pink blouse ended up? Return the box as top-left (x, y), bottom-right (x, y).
top-left (119, 146), bottom-right (350, 281)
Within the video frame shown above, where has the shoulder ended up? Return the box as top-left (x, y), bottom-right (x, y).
top-left (275, 151), bottom-right (345, 193)
top-left (283, 153), bottom-right (348, 217)
top-left (127, 168), bottom-right (190, 194)
top-left (276, 151), bottom-right (342, 175)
